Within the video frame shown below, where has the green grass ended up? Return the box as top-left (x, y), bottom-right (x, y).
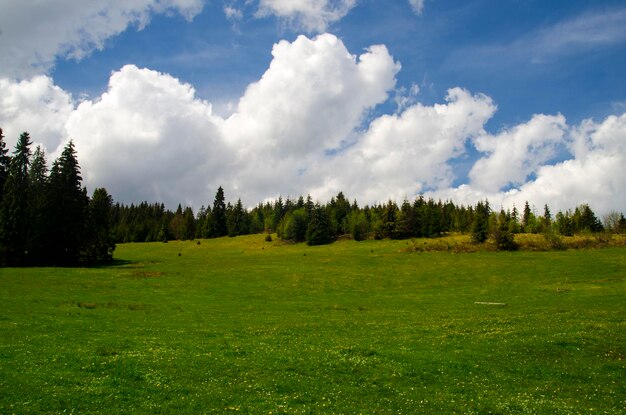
top-left (1, 236), bottom-right (625, 414)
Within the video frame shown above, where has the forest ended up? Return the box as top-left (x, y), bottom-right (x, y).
top-left (1, 128), bottom-right (624, 266)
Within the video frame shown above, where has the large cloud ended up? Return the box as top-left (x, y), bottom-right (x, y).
top-left (0, 0), bottom-right (203, 78)
top-left (0, 76), bottom-right (74, 151)
top-left (430, 114), bottom-right (626, 215)
top-left (66, 65), bottom-right (226, 205)
top-left (469, 114), bottom-right (567, 192)
top-left (317, 88), bottom-right (496, 203)
top-left (0, 33), bottom-right (624, 215)
top-left (65, 34), bottom-right (399, 206)
top-left (222, 34), bottom-right (399, 199)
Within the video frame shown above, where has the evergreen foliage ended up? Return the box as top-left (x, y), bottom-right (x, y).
top-left (84, 188), bottom-right (116, 262)
top-left (0, 132), bottom-right (32, 265)
top-left (0, 127), bottom-right (621, 265)
top-left (306, 204), bottom-right (333, 246)
top-left (0, 133), bottom-right (115, 266)
top-left (211, 186), bottom-right (228, 237)
top-left (471, 200), bottom-right (490, 243)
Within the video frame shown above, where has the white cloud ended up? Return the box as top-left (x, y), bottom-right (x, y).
top-left (59, 34), bottom-right (398, 207)
top-left (1, 32), bottom-right (624, 216)
top-left (222, 33), bottom-right (399, 201)
top-left (408, 0), bottom-right (425, 15)
top-left (469, 114), bottom-right (567, 192)
top-left (256, 0), bottom-right (357, 32)
top-left (0, 75), bottom-right (74, 152)
top-left (318, 87), bottom-right (496, 203)
top-left (0, 0), bottom-right (204, 78)
top-left (430, 113), bottom-right (626, 215)
top-left (65, 65), bottom-right (227, 206)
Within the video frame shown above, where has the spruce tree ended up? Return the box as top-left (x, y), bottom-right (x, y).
top-left (48, 141), bottom-right (89, 264)
top-left (471, 200), bottom-right (490, 243)
top-left (306, 204), bottom-right (332, 246)
top-left (85, 188), bottom-right (116, 261)
top-left (27, 146), bottom-right (49, 263)
top-left (0, 132), bottom-right (32, 265)
top-left (0, 128), bottom-right (10, 206)
top-left (227, 198), bottom-right (248, 237)
top-left (211, 186), bottom-right (228, 237)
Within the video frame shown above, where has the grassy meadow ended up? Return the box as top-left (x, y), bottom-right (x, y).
top-left (1, 235), bottom-right (625, 414)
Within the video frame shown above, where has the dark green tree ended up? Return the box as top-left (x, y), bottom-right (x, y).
top-left (26, 146), bottom-right (49, 263)
top-left (281, 207), bottom-right (308, 242)
top-left (47, 140), bottom-right (89, 264)
top-left (492, 209), bottom-right (518, 251)
top-left (227, 198), bottom-right (248, 237)
top-left (348, 209), bottom-right (370, 241)
top-left (471, 200), bottom-right (490, 243)
top-left (84, 188), bottom-right (116, 261)
top-left (0, 132), bottom-right (32, 265)
top-left (211, 186), bottom-right (228, 237)
top-left (182, 206), bottom-right (196, 240)
top-left (0, 128), bottom-right (10, 206)
top-left (574, 204), bottom-right (603, 233)
top-left (306, 204), bottom-right (333, 246)
top-left (394, 199), bottom-right (416, 239)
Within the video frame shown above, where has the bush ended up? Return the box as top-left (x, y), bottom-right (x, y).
top-left (543, 231), bottom-right (566, 250)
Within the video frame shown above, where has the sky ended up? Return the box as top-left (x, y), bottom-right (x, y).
top-left (0, 0), bottom-right (625, 215)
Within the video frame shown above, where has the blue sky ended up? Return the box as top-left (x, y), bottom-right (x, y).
top-left (1, 0), bottom-right (625, 213)
top-left (49, 0), bottom-right (626, 125)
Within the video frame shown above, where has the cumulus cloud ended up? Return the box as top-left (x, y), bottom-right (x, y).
top-left (256, 0), bottom-right (357, 32)
top-left (320, 88), bottom-right (496, 203)
top-left (66, 65), bottom-right (226, 206)
top-left (0, 0), bottom-right (204, 78)
top-left (469, 114), bottom-right (567, 192)
top-left (0, 32), bottom-right (624, 216)
top-left (430, 113), bottom-right (626, 215)
top-left (222, 33), bottom-right (399, 200)
top-left (0, 75), bottom-right (74, 151)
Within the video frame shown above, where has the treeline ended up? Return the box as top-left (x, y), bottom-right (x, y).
top-left (111, 186), bottom-right (625, 250)
top-left (0, 130), bottom-right (114, 266)
top-left (2, 127), bottom-right (625, 267)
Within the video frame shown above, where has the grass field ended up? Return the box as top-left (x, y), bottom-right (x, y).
top-left (1, 236), bottom-right (625, 414)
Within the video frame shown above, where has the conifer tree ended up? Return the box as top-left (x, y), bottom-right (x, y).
top-left (182, 206), bottom-right (196, 240)
top-left (0, 132), bottom-right (32, 265)
top-left (227, 198), bottom-right (248, 237)
top-left (211, 186), bottom-right (228, 237)
top-left (306, 204), bottom-right (332, 246)
top-left (471, 200), bottom-right (490, 243)
top-left (0, 128), bottom-right (10, 206)
top-left (27, 146), bottom-right (49, 263)
top-left (48, 141), bottom-right (88, 264)
top-left (85, 188), bottom-right (116, 261)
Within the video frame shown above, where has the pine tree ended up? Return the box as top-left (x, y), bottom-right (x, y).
top-left (471, 200), bottom-right (490, 243)
top-left (27, 146), bottom-right (49, 263)
top-left (48, 141), bottom-right (89, 264)
top-left (492, 208), bottom-right (518, 251)
top-left (227, 198), bottom-right (248, 237)
top-left (182, 206), bottom-right (195, 240)
top-left (0, 132), bottom-right (32, 265)
top-left (85, 188), bottom-right (116, 261)
top-left (0, 128), bottom-right (11, 206)
top-left (211, 186), bottom-right (228, 237)
top-left (306, 204), bottom-right (332, 246)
